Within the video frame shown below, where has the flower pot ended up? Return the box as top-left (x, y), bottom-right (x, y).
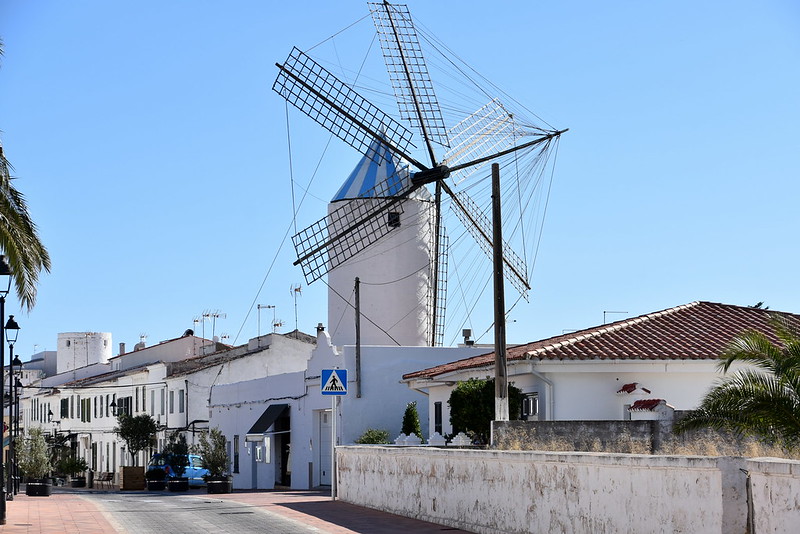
top-left (70, 476), bottom-right (87, 488)
top-left (147, 479), bottom-right (167, 491)
top-left (167, 477), bottom-right (189, 492)
top-left (206, 476), bottom-right (233, 494)
top-left (25, 479), bottom-right (53, 497)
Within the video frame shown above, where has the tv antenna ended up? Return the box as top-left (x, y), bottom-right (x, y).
top-left (257, 304), bottom-right (276, 336)
top-left (290, 284), bottom-right (302, 332)
top-left (274, 1), bottom-right (566, 346)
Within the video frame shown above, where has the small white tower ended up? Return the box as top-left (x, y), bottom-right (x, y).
top-left (56, 332), bottom-right (112, 374)
top-left (328, 138), bottom-right (435, 347)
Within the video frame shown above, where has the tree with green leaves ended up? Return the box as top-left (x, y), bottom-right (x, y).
top-left (18, 427), bottom-right (52, 480)
top-left (163, 431), bottom-right (189, 477)
top-left (114, 413), bottom-right (158, 465)
top-left (198, 427), bottom-right (229, 478)
top-left (0, 40), bottom-right (52, 310)
top-left (448, 378), bottom-right (523, 444)
top-left (675, 315), bottom-right (800, 450)
top-left (401, 401), bottom-right (422, 438)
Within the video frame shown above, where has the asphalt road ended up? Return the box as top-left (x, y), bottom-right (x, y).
top-left (90, 492), bottom-right (319, 534)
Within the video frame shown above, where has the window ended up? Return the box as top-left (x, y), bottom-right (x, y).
top-left (61, 398), bottom-right (69, 419)
top-left (70, 396), bottom-right (75, 419)
top-left (178, 389), bottom-right (185, 413)
top-left (135, 387), bottom-right (139, 412)
top-left (117, 396), bottom-right (133, 417)
top-left (76, 395), bottom-right (81, 420)
top-left (169, 390), bottom-right (174, 414)
top-left (522, 393), bottom-right (539, 420)
top-left (150, 390), bottom-right (155, 416)
top-left (160, 389), bottom-right (165, 415)
top-left (387, 211), bottom-right (400, 228)
top-left (434, 401), bottom-right (443, 435)
top-left (81, 398), bottom-right (91, 423)
top-left (233, 435), bottom-right (239, 473)
top-left (106, 394), bottom-right (110, 417)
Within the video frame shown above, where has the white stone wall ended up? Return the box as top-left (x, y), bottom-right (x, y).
top-left (747, 457), bottom-right (800, 533)
top-left (337, 447), bottom-right (761, 534)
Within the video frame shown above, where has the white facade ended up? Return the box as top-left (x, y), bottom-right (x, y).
top-left (55, 332), bottom-right (112, 374)
top-left (209, 329), bottom-right (485, 490)
top-left (411, 358), bottom-right (736, 438)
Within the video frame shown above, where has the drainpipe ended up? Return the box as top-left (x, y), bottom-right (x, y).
top-left (525, 361), bottom-right (554, 421)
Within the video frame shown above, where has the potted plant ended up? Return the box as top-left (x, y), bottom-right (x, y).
top-left (19, 428), bottom-right (54, 497)
top-left (145, 467), bottom-right (167, 491)
top-left (163, 431), bottom-right (190, 492)
top-left (59, 454), bottom-right (89, 488)
top-left (198, 427), bottom-right (232, 493)
top-left (113, 413), bottom-right (157, 490)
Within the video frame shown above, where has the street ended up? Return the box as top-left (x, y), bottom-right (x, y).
top-left (0, 487), bottom-right (468, 533)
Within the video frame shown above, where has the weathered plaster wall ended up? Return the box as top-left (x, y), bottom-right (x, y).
top-left (337, 447), bottom-right (757, 534)
top-left (746, 457), bottom-right (800, 533)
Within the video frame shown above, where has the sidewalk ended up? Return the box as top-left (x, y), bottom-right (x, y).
top-left (0, 485), bottom-right (469, 533)
top-left (0, 489), bottom-right (118, 533)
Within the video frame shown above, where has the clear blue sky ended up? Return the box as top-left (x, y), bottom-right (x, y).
top-left (1, 1), bottom-right (798, 358)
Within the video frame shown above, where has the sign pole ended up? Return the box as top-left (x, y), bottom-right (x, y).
top-left (331, 395), bottom-right (336, 501)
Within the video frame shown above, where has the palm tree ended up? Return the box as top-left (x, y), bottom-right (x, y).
top-left (675, 315), bottom-right (800, 450)
top-left (0, 39), bottom-right (51, 310)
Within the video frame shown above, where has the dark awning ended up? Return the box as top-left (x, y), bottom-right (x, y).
top-left (245, 404), bottom-right (289, 441)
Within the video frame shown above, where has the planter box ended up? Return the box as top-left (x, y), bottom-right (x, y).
top-left (206, 476), bottom-right (233, 494)
top-left (26, 480), bottom-right (52, 497)
top-left (119, 466), bottom-right (146, 491)
top-left (70, 477), bottom-right (87, 488)
top-left (167, 477), bottom-right (189, 492)
top-left (146, 479), bottom-right (167, 491)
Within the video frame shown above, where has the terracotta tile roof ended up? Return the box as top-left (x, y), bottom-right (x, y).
top-left (403, 301), bottom-right (800, 380)
top-left (616, 382), bottom-right (651, 394)
top-left (629, 399), bottom-right (666, 411)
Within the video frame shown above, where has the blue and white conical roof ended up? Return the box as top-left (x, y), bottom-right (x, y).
top-left (332, 137), bottom-right (432, 202)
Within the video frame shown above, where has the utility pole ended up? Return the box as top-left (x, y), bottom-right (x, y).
top-left (492, 162), bottom-right (509, 423)
top-left (354, 278), bottom-right (362, 398)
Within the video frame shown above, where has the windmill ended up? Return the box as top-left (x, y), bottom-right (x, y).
top-left (274, 1), bottom-right (566, 346)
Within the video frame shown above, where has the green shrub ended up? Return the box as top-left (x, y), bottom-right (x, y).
top-left (401, 401), bottom-right (422, 438)
top-left (355, 428), bottom-right (390, 444)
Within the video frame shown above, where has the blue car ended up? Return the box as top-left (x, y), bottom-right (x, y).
top-left (148, 453), bottom-right (210, 486)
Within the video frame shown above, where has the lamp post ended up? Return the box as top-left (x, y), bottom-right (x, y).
top-left (0, 255), bottom-right (12, 525)
top-left (12, 377), bottom-right (21, 495)
top-left (3, 316), bottom-right (19, 501)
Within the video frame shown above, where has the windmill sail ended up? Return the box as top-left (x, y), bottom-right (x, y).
top-left (274, 47), bottom-right (420, 168)
top-left (370, 1), bottom-right (449, 158)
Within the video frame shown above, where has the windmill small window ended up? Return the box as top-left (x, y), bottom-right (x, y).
top-left (387, 211), bottom-right (400, 228)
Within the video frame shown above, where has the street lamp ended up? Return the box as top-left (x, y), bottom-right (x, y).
top-left (0, 255), bottom-right (12, 524)
top-left (4, 315), bottom-right (19, 501)
top-left (12, 378), bottom-right (21, 495)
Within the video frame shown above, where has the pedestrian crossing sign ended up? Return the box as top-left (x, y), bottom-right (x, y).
top-left (321, 369), bottom-right (348, 395)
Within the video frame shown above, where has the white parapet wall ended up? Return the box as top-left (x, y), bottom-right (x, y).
top-left (337, 446), bottom-right (800, 534)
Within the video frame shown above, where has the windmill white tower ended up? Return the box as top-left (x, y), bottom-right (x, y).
top-left (327, 137), bottom-right (437, 346)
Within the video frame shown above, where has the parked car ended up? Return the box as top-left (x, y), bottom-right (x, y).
top-left (147, 454), bottom-right (210, 486)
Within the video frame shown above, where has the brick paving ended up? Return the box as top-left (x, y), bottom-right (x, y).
top-left (0, 485), bottom-right (469, 533)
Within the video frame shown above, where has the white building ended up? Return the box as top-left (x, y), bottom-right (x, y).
top-left (209, 326), bottom-right (484, 490)
top-left (402, 301), bottom-right (791, 436)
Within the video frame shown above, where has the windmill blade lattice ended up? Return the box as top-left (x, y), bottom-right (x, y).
top-left (274, 47), bottom-right (418, 167)
top-left (443, 99), bottom-right (523, 186)
top-left (369, 2), bottom-right (449, 155)
top-left (292, 167), bottom-right (411, 284)
top-left (442, 182), bottom-right (530, 297)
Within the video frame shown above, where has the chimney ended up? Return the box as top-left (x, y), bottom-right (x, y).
top-left (317, 323), bottom-right (325, 333)
top-left (119, 342), bottom-right (126, 355)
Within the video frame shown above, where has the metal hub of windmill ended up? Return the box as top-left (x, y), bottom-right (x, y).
top-left (274, 1), bottom-right (567, 346)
